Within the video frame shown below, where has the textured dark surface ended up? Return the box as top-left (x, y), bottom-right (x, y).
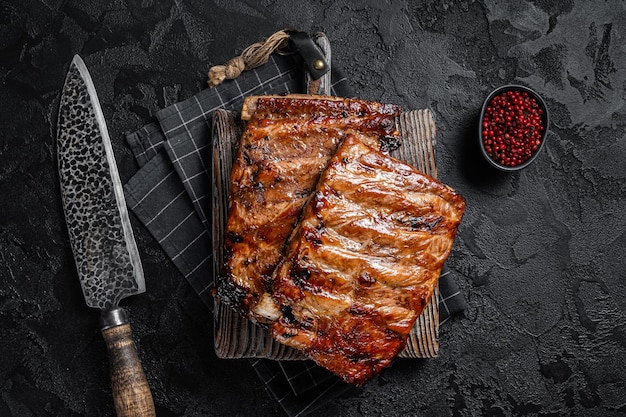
top-left (1, 1), bottom-right (625, 416)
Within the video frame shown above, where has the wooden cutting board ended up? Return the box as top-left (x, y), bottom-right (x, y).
top-left (210, 107), bottom-right (440, 360)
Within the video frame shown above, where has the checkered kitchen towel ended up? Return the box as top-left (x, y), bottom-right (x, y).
top-left (123, 52), bottom-right (467, 417)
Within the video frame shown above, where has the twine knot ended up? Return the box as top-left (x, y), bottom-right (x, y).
top-left (207, 28), bottom-right (296, 88)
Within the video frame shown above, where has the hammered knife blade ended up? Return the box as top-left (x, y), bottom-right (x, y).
top-left (57, 55), bottom-right (155, 417)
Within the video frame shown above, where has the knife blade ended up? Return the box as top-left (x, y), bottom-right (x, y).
top-left (57, 55), bottom-right (155, 417)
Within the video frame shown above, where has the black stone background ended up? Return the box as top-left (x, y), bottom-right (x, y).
top-left (1, 0), bottom-right (625, 416)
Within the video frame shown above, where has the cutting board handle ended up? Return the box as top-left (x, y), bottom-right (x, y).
top-left (101, 307), bottom-right (156, 417)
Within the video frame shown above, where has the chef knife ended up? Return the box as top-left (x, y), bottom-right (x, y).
top-left (57, 55), bottom-right (156, 417)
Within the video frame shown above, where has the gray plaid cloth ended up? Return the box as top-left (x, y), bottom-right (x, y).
top-left (123, 53), bottom-right (467, 417)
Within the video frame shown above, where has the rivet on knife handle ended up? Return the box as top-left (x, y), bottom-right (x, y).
top-left (101, 307), bottom-right (156, 417)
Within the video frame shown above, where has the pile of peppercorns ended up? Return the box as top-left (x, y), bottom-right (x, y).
top-left (481, 89), bottom-right (545, 168)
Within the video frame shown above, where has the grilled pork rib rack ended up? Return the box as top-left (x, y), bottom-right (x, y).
top-left (270, 136), bottom-right (465, 385)
top-left (216, 95), bottom-right (465, 384)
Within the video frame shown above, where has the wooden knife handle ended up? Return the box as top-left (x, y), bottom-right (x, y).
top-left (101, 308), bottom-right (156, 417)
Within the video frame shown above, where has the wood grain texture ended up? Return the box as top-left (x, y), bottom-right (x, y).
top-left (394, 109), bottom-right (439, 359)
top-left (211, 108), bottom-right (440, 359)
top-left (101, 323), bottom-right (156, 417)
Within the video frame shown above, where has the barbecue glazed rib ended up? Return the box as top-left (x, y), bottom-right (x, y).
top-left (217, 95), bottom-right (402, 323)
top-left (270, 136), bottom-right (466, 385)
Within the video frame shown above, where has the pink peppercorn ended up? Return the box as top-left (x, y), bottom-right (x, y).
top-left (481, 89), bottom-right (545, 168)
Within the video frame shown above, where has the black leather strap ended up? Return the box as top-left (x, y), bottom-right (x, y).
top-left (289, 32), bottom-right (330, 80)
